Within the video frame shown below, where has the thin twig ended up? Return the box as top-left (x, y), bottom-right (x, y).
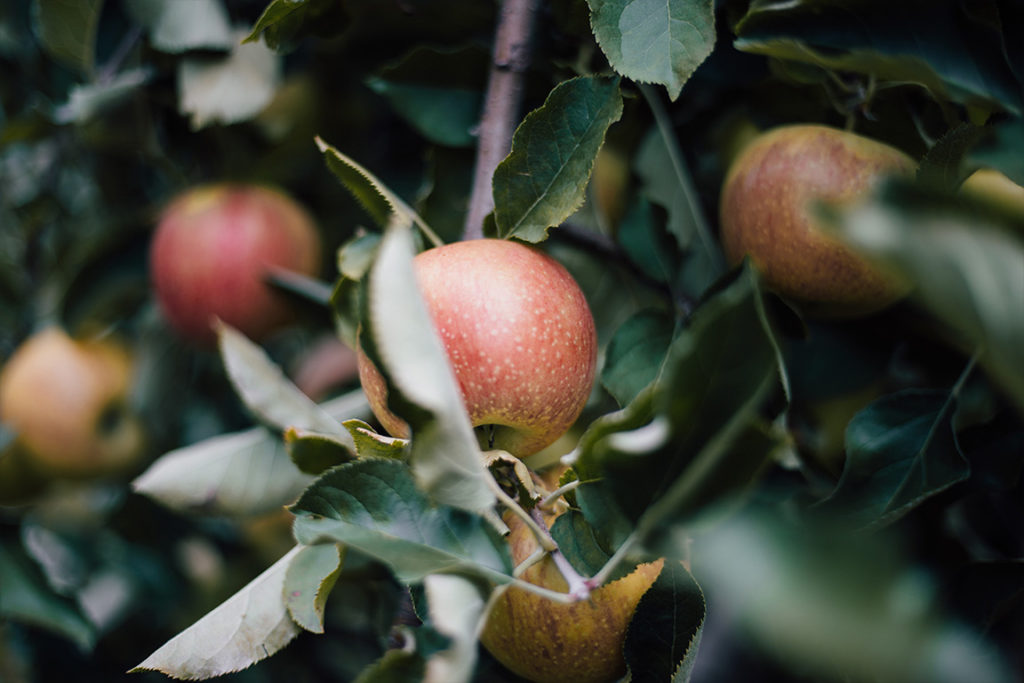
top-left (463, 0), bottom-right (541, 240)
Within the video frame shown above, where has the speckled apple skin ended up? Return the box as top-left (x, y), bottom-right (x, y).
top-left (150, 184), bottom-right (322, 346)
top-left (357, 238), bottom-right (597, 458)
top-left (720, 124), bottom-right (916, 315)
top-left (480, 511), bottom-right (664, 683)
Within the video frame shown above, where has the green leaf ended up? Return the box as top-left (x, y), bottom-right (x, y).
top-left (132, 426), bottom-right (314, 516)
top-left (587, 0), bottom-right (715, 100)
top-left (243, 0), bottom-right (347, 52)
top-left (969, 117), bottom-right (1024, 185)
top-left (0, 539), bottom-right (95, 651)
top-left (623, 561), bottom-right (705, 683)
top-left (124, 0), bottom-right (234, 53)
top-left (549, 509), bottom-right (630, 580)
top-left (284, 543), bottom-right (345, 633)
top-left (53, 67), bottom-right (153, 124)
top-left (290, 459), bottom-right (511, 585)
top-left (366, 45), bottom-right (488, 148)
top-left (634, 126), bottom-right (700, 253)
top-left (343, 419), bottom-right (409, 460)
top-left (616, 196), bottom-right (681, 285)
top-left (492, 75), bottom-right (623, 242)
top-left (917, 123), bottom-right (987, 191)
top-left (317, 138), bottom-right (441, 245)
top-left (31, 0), bottom-right (104, 74)
top-left (178, 28), bottom-right (282, 129)
top-left (734, 0), bottom-right (1024, 114)
top-left (132, 546), bottom-right (303, 679)
top-left (816, 390), bottom-right (969, 528)
top-left (826, 180), bottom-right (1024, 416)
top-left (353, 650), bottom-right (426, 683)
top-left (360, 219), bottom-right (494, 514)
top-left (332, 231), bottom-right (382, 347)
top-left (574, 265), bottom-right (783, 543)
top-left (285, 426), bottom-right (355, 475)
top-left (217, 322), bottom-right (353, 440)
top-left (601, 308), bottom-right (675, 408)
top-left (421, 574), bottom-right (487, 682)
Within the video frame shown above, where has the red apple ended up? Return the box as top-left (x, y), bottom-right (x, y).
top-left (720, 124), bottom-right (916, 316)
top-left (357, 238), bottom-right (597, 458)
top-left (150, 183), bottom-right (322, 347)
top-left (0, 327), bottom-right (146, 483)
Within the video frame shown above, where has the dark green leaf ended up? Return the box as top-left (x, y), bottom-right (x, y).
top-left (601, 308), bottom-right (675, 408)
top-left (493, 75), bottom-right (623, 242)
top-left (735, 0), bottom-right (1024, 114)
top-left (917, 123), bottom-right (987, 191)
top-left (617, 196), bottom-right (681, 285)
top-left (285, 426), bottom-right (355, 475)
top-left (816, 389), bottom-right (968, 528)
top-left (575, 265), bottom-right (783, 540)
top-left (969, 117), bottom-right (1024, 185)
top-left (290, 459), bottom-right (511, 584)
top-left (550, 509), bottom-right (634, 582)
top-left (826, 180), bottom-right (1024, 416)
top-left (31, 0), bottom-right (103, 74)
top-left (588, 0), bottom-right (716, 100)
top-left (284, 543), bottom-right (345, 633)
top-left (0, 539), bottom-right (95, 651)
top-left (244, 0), bottom-right (347, 52)
top-left (623, 561), bottom-right (705, 683)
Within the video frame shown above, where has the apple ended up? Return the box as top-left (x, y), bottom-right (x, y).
top-left (480, 507), bottom-right (664, 683)
top-left (719, 124), bottom-right (916, 315)
top-left (150, 183), bottom-right (322, 347)
top-left (0, 327), bottom-right (146, 482)
top-left (357, 238), bottom-right (597, 458)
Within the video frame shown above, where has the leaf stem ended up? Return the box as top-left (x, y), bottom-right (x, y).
top-left (638, 84), bottom-right (723, 274)
top-left (485, 473), bottom-right (556, 552)
top-left (463, 0), bottom-right (541, 240)
top-left (539, 479), bottom-right (580, 509)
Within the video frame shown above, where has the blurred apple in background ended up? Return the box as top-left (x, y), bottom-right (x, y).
top-left (149, 184), bottom-right (322, 347)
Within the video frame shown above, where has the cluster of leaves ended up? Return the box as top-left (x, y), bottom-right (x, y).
top-left (3, 1), bottom-right (1024, 682)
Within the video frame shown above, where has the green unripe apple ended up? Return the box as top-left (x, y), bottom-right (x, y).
top-left (480, 508), bottom-right (664, 683)
top-left (357, 238), bottom-right (597, 458)
top-left (720, 124), bottom-right (916, 316)
top-left (0, 327), bottom-right (146, 484)
top-left (150, 183), bottom-right (322, 347)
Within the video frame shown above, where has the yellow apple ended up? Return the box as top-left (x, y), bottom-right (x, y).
top-left (150, 183), bottom-right (322, 347)
top-left (0, 327), bottom-right (146, 481)
top-left (720, 124), bottom-right (916, 316)
top-left (357, 238), bottom-right (598, 458)
top-left (959, 168), bottom-right (1024, 226)
top-left (480, 508), bottom-right (664, 683)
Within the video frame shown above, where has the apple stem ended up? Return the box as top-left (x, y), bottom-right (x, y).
top-left (463, 0), bottom-right (541, 240)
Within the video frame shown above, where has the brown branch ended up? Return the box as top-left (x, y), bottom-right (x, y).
top-left (462, 0), bottom-right (541, 240)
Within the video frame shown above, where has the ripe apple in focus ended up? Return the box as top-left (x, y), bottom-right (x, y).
top-left (480, 508), bottom-right (664, 683)
top-left (720, 124), bottom-right (916, 316)
top-left (150, 184), bottom-right (322, 347)
top-left (357, 238), bottom-right (597, 458)
top-left (0, 328), bottom-right (146, 482)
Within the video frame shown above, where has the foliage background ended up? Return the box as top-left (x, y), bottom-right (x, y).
top-left (1, 0), bottom-right (1024, 682)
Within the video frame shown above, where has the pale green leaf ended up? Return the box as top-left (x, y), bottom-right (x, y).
top-left (284, 543), bottom-right (345, 633)
top-left (361, 220), bottom-right (495, 514)
top-left (422, 574), bottom-right (487, 683)
top-left (125, 0), bottom-right (233, 53)
top-left (492, 75), bottom-right (623, 242)
top-left (342, 419), bottom-right (409, 460)
top-left (131, 546), bottom-right (303, 680)
top-left (588, 0), bottom-right (715, 100)
top-left (178, 28), bottom-right (282, 129)
top-left (132, 426), bottom-right (314, 516)
top-left (31, 0), bottom-right (104, 74)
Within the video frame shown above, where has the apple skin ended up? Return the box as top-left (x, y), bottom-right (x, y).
top-left (357, 238), bottom-right (597, 458)
top-left (720, 124), bottom-right (916, 316)
top-left (960, 168), bottom-right (1024, 226)
top-left (480, 509), bottom-right (664, 683)
top-left (0, 327), bottom-right (146, 482)
top-left (150, 183), bottom-right (322, 347)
